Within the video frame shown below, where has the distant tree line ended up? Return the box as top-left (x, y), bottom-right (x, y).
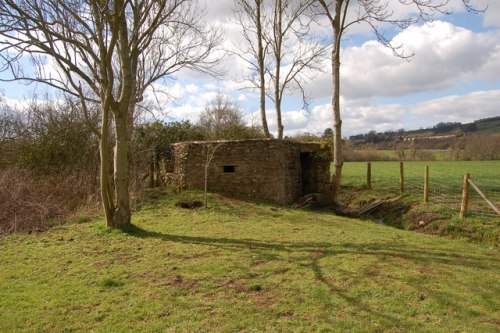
top-left (290, 123), bottom-right (500, 162)
top-left (349, 116), bottom-right (500, 145)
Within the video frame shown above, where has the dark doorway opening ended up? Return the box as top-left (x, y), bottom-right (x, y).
top-left (300, 153), bottom-right (318, 195)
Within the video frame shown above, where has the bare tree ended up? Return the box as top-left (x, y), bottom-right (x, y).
top-left (463, 134), bottom-right (500, 160)
top-left (314, 0), bottom-right (485, 201)
top-left (233, 0), bottom-right (272, 138)
top-left (234, 0), bottom-right (326, 139)
top-left (265, 0), bottom-right (326, 139)
top-left (203, 142), bottom-right (222, 208)
top-left (198, 91), bottom-right (246, 138)
top-left (0, 0), bottom-right (220, 227)
top-left (199, 92), bottom-right (230, 208)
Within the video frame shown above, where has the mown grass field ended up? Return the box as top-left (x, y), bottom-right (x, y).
top-left (342, 161), bottom-right (500, 206)
top-left (343, 160), bottom-right (500, 188)
top-left (1, 191), bottom-right (499, 332)
top-left (341, 160), bottom-right (500, 244)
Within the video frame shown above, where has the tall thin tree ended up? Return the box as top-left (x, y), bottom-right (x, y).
top-left (234, 0), bottom-right (326, 139)
top-left (314, 0), bottom-right (485, 201)
top-left (233, 0), bottom-right (272, 138)
top-left (265, 0), bottom-right (326, 139)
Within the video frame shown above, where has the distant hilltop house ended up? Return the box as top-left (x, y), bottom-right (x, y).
top-left (164, 139), bottom-right (331, 205)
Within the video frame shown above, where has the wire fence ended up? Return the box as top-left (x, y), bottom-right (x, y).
top-left (343, 162), bottom-right (500, 219)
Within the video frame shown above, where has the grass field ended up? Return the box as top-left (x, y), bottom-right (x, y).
top-left (342, 161), bottom-right (500, 206)
top-left (341, 161), bottom-right (500, 244)
top-left (1, 191), bottom-right (499, 332)
top-left (343, 160), bottom-right (500, 187)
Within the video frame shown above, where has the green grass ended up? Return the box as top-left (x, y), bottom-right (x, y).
top-left (341, 161), bottom-right (500, 244)
top-left (1, 191), bottom-right (499, 332)
top-left (344, 160), bottom-right (500, 183)
top-left (343, 160), bottom-right (500, 195)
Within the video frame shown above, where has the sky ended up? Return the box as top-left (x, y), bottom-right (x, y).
top-left (1, 0), bottom-right (499, 138)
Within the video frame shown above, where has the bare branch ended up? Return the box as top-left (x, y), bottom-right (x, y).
top-left (0, 0), bottom-right (222, 227)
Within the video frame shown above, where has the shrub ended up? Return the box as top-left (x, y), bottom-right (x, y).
top-left (0, 167), bottom-right (98, 234)
top-left (343, 149), bottom-right (398, 162)
top-left (463, 134), bottom-right (500, 160)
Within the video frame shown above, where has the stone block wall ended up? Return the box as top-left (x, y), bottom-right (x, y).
top-left (165, 139), bottom-right (330, 204)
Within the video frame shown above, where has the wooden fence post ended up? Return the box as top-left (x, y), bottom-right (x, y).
top-left (367, 162), bottom-right (372, 190)
top-left (460, 173), bottom-right (470, 218)
top-left (424, 165), bottom-right (429, 203)
top-left (468, 179), bottom-right (500, 216)
top-left (399, 162), bottom-right (404, 193)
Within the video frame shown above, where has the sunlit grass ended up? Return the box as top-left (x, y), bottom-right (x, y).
top-left (341, 161), bottom-right (500, 244)
top-left (1, 190), bottom-right (499, 332)
top-left (343, 160), bottom-right (500, 188)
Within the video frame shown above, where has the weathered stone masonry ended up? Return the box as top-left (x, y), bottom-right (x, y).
top-left (165, 139), bottom-right (330, 204)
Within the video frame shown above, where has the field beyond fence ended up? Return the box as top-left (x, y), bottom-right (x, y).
top-left (342, 161), bottom-right (500, 218)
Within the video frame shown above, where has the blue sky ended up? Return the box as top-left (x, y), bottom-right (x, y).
top-left (1, 0), bottom-right (499, 137)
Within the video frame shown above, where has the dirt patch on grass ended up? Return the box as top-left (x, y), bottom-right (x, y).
top-left (220, 279), bottom-right (248, 293)
top-left (175, 200), bottom-right (203, 209)
top-left (167, 274), bottom-right (199, 289)
top-left (248, 288), bottom-right (278, 308)
top-left (213, 194), bottom-right (248, 206)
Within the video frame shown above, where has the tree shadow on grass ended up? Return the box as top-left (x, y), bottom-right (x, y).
top-left (119, 223), bottom-right (499, 330)
top-left (119, 224), bottom-right (498, 271)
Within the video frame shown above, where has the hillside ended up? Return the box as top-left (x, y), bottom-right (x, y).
top-left (349, 116), bottom-right (500, 145)
top-left (475, 117), bottom-right (500, 133)
top-left (1, 191), bottom-right (499, 332)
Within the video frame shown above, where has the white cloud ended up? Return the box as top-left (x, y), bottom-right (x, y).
top-left (203, 82), bottom-right (218, 90)
top-left (411, 89), bottom-right (500, 122)
top-left (249, 100), bottom-right (407, 137)
top-left (200, 0), bottom-right (234, 21)
top-left (473, 0), bottom-right (500, 27)
top-left (337, 21), bottom-right (500, 100)
top-left (185, 2), bottom-right (500, 108)
top-left (166, 103), bottom-right (204, 123)
top-left (185, 84), bottom-right (199, 94)
top-left (4, 96), bottom-right (30, 111)
top-left (256, 89), bottom-right (500, 137)
top-left (305, 20), bottom-right (500, 100)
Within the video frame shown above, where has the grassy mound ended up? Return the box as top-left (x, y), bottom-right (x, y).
top-left (1, 191), bottom-right (499, 332)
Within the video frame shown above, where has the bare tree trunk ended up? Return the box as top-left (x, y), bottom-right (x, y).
top-left (111, 111), bottom-right (131, 227)
top-left (203, 143), bottom-right (221, 207)
top-left (330, 2), bottom-right (343, 202)
top-left (256, 0), bottom-right (271, 138)
top-left (275, 93), bottom-right (284, 139)
top-left (331, 50), bottom-right (343, 199)
top-left (100, 107), bottom-right (114, 225)
top-left (274, 0), bottom-right (284, 140)
top-left (108, 0), bottom-right (133, 227)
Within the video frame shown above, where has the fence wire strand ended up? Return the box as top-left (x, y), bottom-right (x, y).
top-left (344, 162), bottom-right (500, 219)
